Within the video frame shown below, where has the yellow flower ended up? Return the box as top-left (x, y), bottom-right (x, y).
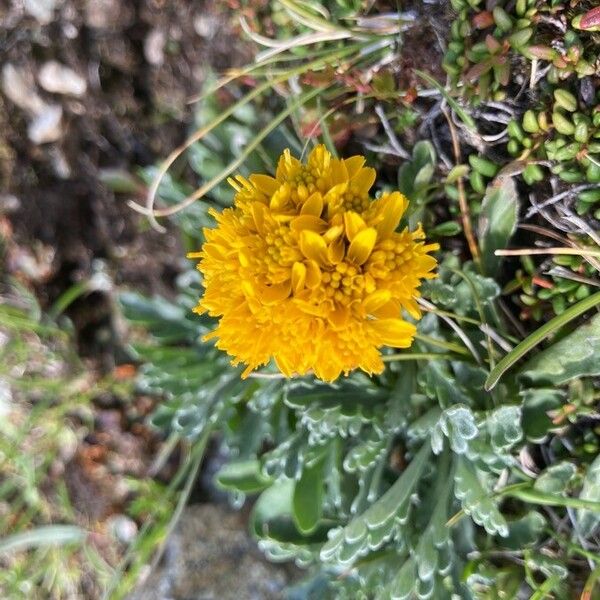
top-left (188, 145), bottom-right (439, 382)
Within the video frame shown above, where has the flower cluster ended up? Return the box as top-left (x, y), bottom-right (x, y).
top-left (188, 145), bottom-right (438, 381)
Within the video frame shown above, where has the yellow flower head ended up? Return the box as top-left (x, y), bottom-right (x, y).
top-left (188, 145), bottom-right (438, 382)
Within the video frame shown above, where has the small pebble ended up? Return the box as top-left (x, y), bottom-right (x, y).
top-left (1, 64), bottom-right (45, 114)
top-left (144, 29), bottom-right (166, 66)
top-left (38, 61), bottom-right (87, 96)
top-left (107, 514), bottom-right (138, 545)
top-left (27, 104), bottom-right (63, 144)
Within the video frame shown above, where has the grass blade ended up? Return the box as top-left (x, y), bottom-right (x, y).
top-left (414, 69), bottom-right (477, 131)
top-left (0, 525), bottom-right (86, 554)
top-left (130, 86), bottom-right (322, 221)
top-left (133, 42), bottom-right (366, 231)
top-left (485, 291), bottom-right (600, 390)
top-left (505, 487), bottom-right (600, 512)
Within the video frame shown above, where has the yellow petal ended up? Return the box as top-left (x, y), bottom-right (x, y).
top-left (291, 215), bottom-right (327, 233)
top-left (377, 192), bottom-right (408, 238)
top-left (363, 289), bottom-right (392, 314)
top-left (329, 159), bottom-right (349, 185)
top-left (294, 299), bottom-right (328, 317)
top-left (417, 255), bottom-right (438, 272)
top-left (376, 192), bottom-right (409, 238)
top-left (347, 227), bottom-right (377, 265)
top-left (238, 248), bottom-right (252, 267)
top-left (323, 224), bottom-right (344, 244)
top-left (401, 298), bottom-right (421, 320)
top-left (274, 354), bottom-right (294, 377)
top-left (258, 282), bottom-right (291, 305)
top-left (324, 182), bottom-right (348, 204)
top-left (343, 211), bottom-right (367, 242)
top-left (300, 230), bottom-right (328, 266)
top-left (359, 352), bottom-right (384, 376)
top-left (344, 155), bottom-right (366, 178)
top-left (291, 262), bottom-right (306, 294)
top-left (276, 149), bottom-right (301, 180)
top-left (305, 260), bottom-right (322, 289)
top-left (371, 299), bottom-right (400, 319)
top-left (370, 319), bottom-right (416, 348)
top-left (203, 244), bottom-right (227, 260)
top-left (352, 167), bottom-right (376, 193)
top-left (308, 144), bottom-right (331, 172)
top-left (300, 192), bottom-right (324, 217)
top-left (327, 237), bottom-right (345, 264)
top-left (328, 305), bottom-right (350, 329)
top-left (241, 280), bottom-right (256, 298)
top-left (251, 202), bottom-right (266, 233)
top-left (249, 174), bottom-right (280, 196)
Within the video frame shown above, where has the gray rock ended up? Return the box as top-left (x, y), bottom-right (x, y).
top-left (128, 504), bottom-right (296, 600)
top-left (38, 61), bottom-right (86, 96)
top-left (27, 104), bottom-right (63, 144)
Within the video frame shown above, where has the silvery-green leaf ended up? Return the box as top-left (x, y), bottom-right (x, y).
top-left (432, 405), bottom-right (478, 455)
top-left (486, 405), bottom-right (522, 453)
top-left (454, 457), bottom-right (509, 537)
top-left (389, 558), bottom-right (416, 600)
top-left (520, 389), bottom-right (564, 443)
top-left (534, 462), bottom-right (577, 494)
top-left (577, 454), bottom-right (600, 536)
top-left (520, 312), bottom-right (600, 385)
top-left (499, 512), bottom-right (547, 549)
top-left (320, 443), bottom-right (431, 564)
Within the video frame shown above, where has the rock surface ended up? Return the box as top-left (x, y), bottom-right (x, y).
top-left (128, 504), bottom-right (296, 600)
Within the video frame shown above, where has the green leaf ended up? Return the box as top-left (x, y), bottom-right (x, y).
top-left (478, 176), bottom-right (520, 275)
top-left (534, 462), bottom-right (576, 494)
top-left (215, 459), bottom-right (273, 494)
top-left (577, 454), bottom-right (600, 536)
top-left (251, 479), bottom-right (329, 546)
top-left (431, 405), bottom-right (478, 455)
top-left (293, 454), bottom-right (327, 534)
top-left (486, 406), bottom-right (522, 453)
top-left (320, 442), bottom-right (431, 564)
top-left (485, 291), bottom-right (600, 390)
top-left (120, 292), bottom-right (199, 344)
top-left (454, 457), bottom-right (509, 537)
top-left (389, 557), bottom-right (416, 600)
top-left (519, 312), bottom-right (600, 385)
top-left (499, 512), bottom-right (546, 550)
top-left (520, 388), bottom-right (564, 443)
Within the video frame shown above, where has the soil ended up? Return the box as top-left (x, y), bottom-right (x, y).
top-left (1, 0), bottom-right (250, 364)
